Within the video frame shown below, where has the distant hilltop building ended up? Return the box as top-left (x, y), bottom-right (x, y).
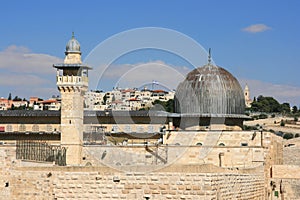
top-left (244, 84), bottom-right (253, 108)
top-left (84, 87), bottom-right (175, 111)
top-left (0, 96), bottom-right (61, 111)
top-left (0, 97), bottom-right (28, 110)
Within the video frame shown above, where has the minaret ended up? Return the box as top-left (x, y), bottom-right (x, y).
top-left (53, 33), bottom-right (92, 165)
top-left (244, 84), bottom-right (252, 108)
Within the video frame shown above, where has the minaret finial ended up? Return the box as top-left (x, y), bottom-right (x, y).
top-left (72, 31), bottom-right (75, 38)
top-left (208, 48), bottom-right (211, 64)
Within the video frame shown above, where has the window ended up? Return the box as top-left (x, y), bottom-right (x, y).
top-left (137, 126), bottom-right (144, 133)
top-left (112, 125), bottom-right (118, 133)
top-left (241, 143), bottom-right (248, 146)
top-left (32, 124), bottom-right (39, 132)
top-left (6, 125), bottom-right (12, 132)
top-left (124, 125), bottom-right (131, 133)
top-left (46, 125), bottom-right (53, 132)
top-left (19, 124), bottom-right (26, 132)
top-left (147, 125), bottom-right (154, 133)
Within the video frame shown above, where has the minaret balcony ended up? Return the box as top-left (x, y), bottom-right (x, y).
top-left (56, 75), bottom-right (88, 87)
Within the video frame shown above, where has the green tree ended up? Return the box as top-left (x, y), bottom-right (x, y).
top-left (280, 103), bottom-right (291, 114)
top-left (102, 94), bottom-right (108, 105)
top-left (13, 96), bottom-right (22, 101)
top-left (258, 114), bottom-right (268, 119)
top-left (292, 106), bottom-right (298, 114)
top-left (8, 93), bottom-right (12, 100)
top-left (294, 116), bottom-right (298, 122)
top-left (283, 133), bottom-right (294, 140)
top-left (250, 95), bottom-right (281, 113)
top-left (165, 99), bottom-right (174, 113)
top-left (153, 99), bottom-right (174, 113)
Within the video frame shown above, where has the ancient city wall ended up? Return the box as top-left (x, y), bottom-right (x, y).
top-left (1, 166), bottom-right (265, 200)
top-left (283, 146), bottom-right (300, 165)
top-left (266, 139), bottom-right (300, 199)
top-left (0, 146), bottom-right (265, 200)
top-left (269, 165), bottom-right (300, 200)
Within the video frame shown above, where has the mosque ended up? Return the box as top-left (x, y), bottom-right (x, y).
top-left (0, 34), bottom-right (289, 199)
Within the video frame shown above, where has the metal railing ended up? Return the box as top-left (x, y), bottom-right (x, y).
top-left (16, 140), bottom-right (66, 166)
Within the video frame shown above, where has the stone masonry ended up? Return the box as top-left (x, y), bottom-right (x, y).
top-left (0, 147), bottom-right (265, 200)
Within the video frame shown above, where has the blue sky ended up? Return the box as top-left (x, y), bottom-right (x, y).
top-left (0, 0), bottom-right (300, 105)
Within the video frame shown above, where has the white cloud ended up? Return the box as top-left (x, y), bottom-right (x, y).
top-left (0, 74), bottom-right (48, 86)
top-left (0, 45), bottom-right (62, 74)
top-left (242, 24), bottom-right (271, 33)
top-left (0, 45), bottom-right (62, 99)
top-left (239, 79), bottom-right (300, 105)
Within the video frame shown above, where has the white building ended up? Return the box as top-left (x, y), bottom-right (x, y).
top-left (84, 87), bottom-right (175, 111)
top-left (84, 91), bottom-right (106, 110)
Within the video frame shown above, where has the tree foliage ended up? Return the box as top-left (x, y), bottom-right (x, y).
top-left (283, 133), bottom-right (294, 140)
top-left (292, 106), bottom-right (298, 114)
top-left (102, 94), bottom-right (108, 105)
top-left (13, 96), bottom-right (22, 101)
top-left (153, 99), bottom-right (174, 113)
top-left (281, 102), bottom-right (291, 114)
top-left (251, 95), bottom-right (281, 113)
top-left (250, 95), bottom-right (291, 114)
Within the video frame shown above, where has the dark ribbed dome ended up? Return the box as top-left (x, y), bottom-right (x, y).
top-left (174, 64), bottom-right (245, 115)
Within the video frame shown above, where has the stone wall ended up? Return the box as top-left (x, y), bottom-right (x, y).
top-left (268, 178), bottom-right (300, 200)
top-left (272, 165), bottom-right (300, 179)
top-left (284, 145), bottom-right (300, 165)
top-left (0, 146), bottom-right (265, 200)
top-left (282, 146), bottom-right (300, 199)
top-left (281, 179), bottom-right (300, 200)
top-left (83, 145), bottom-right (264, 170)
top-left (2, 166), bottom-right (265, 200)
top-left (83, 131), bottom-right (266, 169)
top-left (267, 139), bottom-right (300, 199)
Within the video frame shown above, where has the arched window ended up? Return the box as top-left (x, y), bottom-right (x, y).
top-left (32, 124), bottom-right (39, 132)
top-left (46, 124), bottom-right (53, 132)
top-left (19, 124), bottom-right (26, 132)
top-left (196, 142), bottom-right (203, 146)
top-left (218, 143), bottom-right (225, 146)
top-left (6, 125), bottom-right (13, 132)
